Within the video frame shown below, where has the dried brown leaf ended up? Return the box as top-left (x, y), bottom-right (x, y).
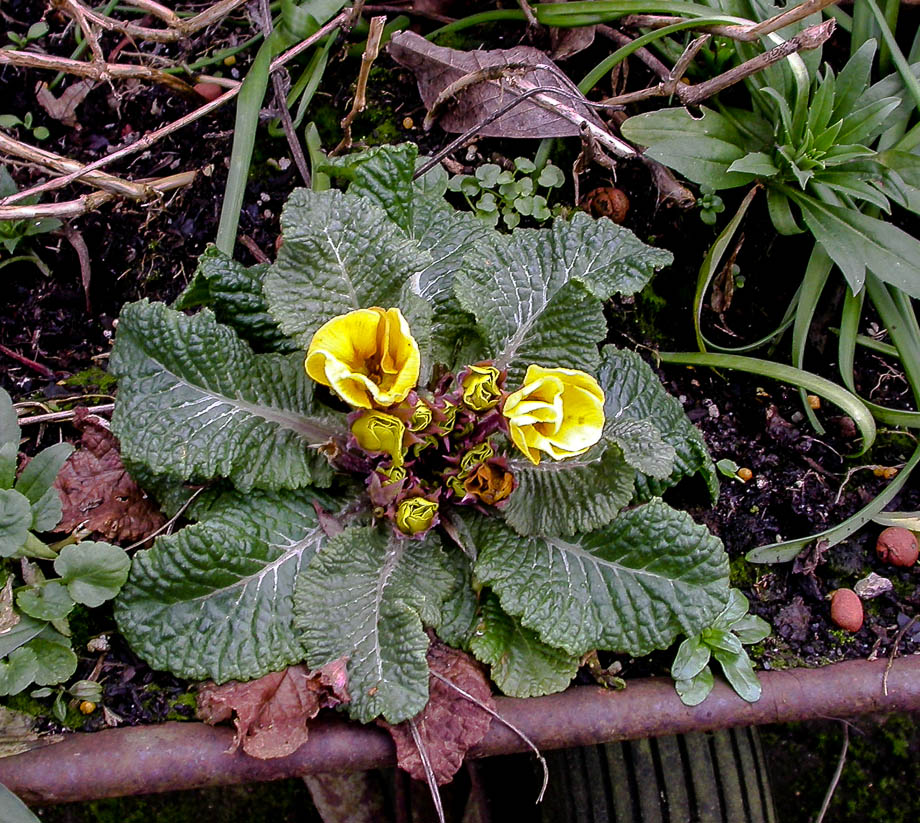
top-left (35, 80), bottom-right (94, 127)
top-left (387, 30), bottom-right (606, 138)
top-left (197, 660), bottom-right (350, 760)
top-left (53, 408), bottom-right (166, 542)
top-left (0, 577), bottom-right (20, 634)
top-left (379, 641), bottom-right (494, 785)
top-left (545, 0), bottom-right (596, 59)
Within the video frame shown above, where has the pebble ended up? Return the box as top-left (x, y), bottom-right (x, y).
top-left (830, 588), bottom-right (864, 632)
top-left (853, 572), bottom-right (893, 599)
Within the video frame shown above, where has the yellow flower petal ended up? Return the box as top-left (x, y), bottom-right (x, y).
top-left (305, 307), bottom-right (420, 408)
top-left (351, 411), bottom-right (407, 467)
top-left (502, 365), bottom-right (605, 464)
top-left (395, 496), bottom-right (439, 536)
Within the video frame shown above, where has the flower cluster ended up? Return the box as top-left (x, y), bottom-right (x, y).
top-left (306, 308), bottom-right (605, 537)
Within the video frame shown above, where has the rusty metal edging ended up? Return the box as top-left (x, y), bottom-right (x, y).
top-left (2, 655), bottom-right (920, 805)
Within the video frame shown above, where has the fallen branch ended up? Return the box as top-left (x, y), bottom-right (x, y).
top-left (0, 11), bottom-right (349, 208)
top-left (0, 344), bottom-right (57, 379)
top-left (0, 48), bottom-right (196, 95)
top-left (0, 171), bottom-right (197, 220)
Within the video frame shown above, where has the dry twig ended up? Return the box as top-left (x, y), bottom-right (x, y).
top-left (333, 16), bottom-right (387, 155)
top-left (814, 722), bottom-right (848, 823)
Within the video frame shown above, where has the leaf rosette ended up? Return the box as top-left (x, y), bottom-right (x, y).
top-left (112, 144), bottom-right (733, 726)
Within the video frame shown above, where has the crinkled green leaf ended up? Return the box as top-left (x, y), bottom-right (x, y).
top-left (294, 526), bottom-right (455, 723)
top-left (473, 499), bottom-right (730, 656)
top-left (455, 213), bottom-right (670, 382)
top-left (175, 246), bottom-right (297, 353)
top-left (469, 592), bottom-right (578, 698)
top-left (0, 489), bottom-right (32, 557)
top-left (263, 188), bottom-right (433, 348)
top-left (598, 346), bottom-right (718, 502)
top-left (331, 144), bottom-right (491, 367)
top-left (54, 542), bottom-right (130, 608)
top-left (713, 647), bottom-right (762, 702)
top-left (671, 635), bottom-right (711, 681)
top-left (434, 548), bottom-right (480, 650)
top-left (115, 488), bottom-right (332, 682)
top-left (110, 300), bottom-right (337, 492)
top-left (15, 443), bottom-right (73, 505)
top-left (0, 388), bottom-right (18, 448)
top-left (605, 418), bottom-right (675, 480)
top-left (15, 582), bottom-right (74, 622)
top-left (675, 667), bottom-right (714, 706)
top-left (29, 486), bottom-right (61, 533)
top-left (26, 637), bottom-right (78, 687)
top-left (501, 445), bottom-right (634, 537)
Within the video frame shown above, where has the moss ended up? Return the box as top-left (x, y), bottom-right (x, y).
top-left (165, 691), bottom-right (198, 721)
top-left (729, 555), bottom-right (760, 589)
top-left (60, 365), bottom-right (117, 395)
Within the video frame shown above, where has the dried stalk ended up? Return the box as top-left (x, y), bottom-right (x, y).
top-left (0, 170), bottom-right (197, 220)
top-left (59, 0), bottom-right (106, 65)
top-left (16, 403), bottom-right (115, 426)
top-left (623, 0), bottom-right (841, 42)
top-left (51, 0), bottom-right (251, 44)
top-left (0, 11), bottom-right (349, 208)
top-left (333, 16), bottom-right (387, 155)
top-left (602, 21), bottom-right (835, 107)
top-left (0, 48), bottom-right (196, 94)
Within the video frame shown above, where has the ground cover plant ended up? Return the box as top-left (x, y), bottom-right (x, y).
top-left (1, 1), bottom-right (919, 820)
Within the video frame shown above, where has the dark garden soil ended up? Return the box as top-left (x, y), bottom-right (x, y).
top-left (3, 3), bottom-right (920, 820)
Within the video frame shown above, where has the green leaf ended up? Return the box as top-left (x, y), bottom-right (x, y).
top-left (434, 548), bottom-right (480, 650)
top-left (712, 587), bottom-right (749, 629)
top-left (262, 188), bottom-right (432, 348)
top-left (15, 443), bottom-right (73, 505)
top-left (26, 636), bottom-right (78, 687)
top-left (833, 41), bottom-right (876, 122)
top-left (116, 488), bottom-right (332, 682)
top-left (110, 300), bottom-right (337, 492)
top-left (473, 499), bottom-right (730, 656)
top-left (837, 97), bottom-right (901, 147)
top-left (294, 526), bottom-right (455, 723)
top-left (675, 667), bottom-right (714, 706)
top-left (732, 614), bottom-right (772, 644)
top-left (175, 247), bottom-right (298, 353)
top-left (604, 418), bottom-right (676, 480)
top-left (0, 443), bottom-right (16, 491)
top-left (0, 614), bottom-right (46, 659)
top-left (620, 108), bottom-right (757, 189)
top-left (0, 489), bottom-right (32, 557)
top-left (501, 444), bottom-right (634, 537)
top-left (0, 647), bottom-right (38, 696)
top-left (701, 628), bottom-right (743, 655)
top-left (469, 592), bottom-right (579, 698)
top-left (671, 635), bottom-right (711, 681)
top-left (29, 486), bottom-right (62, 533)
top-left (54, 542), bottom-right (130, 607)
top-left (16, 582), bottom-right (74, 622)
top-left (712, 648), bottom-right (762, 702)
top-left (792, 192), bottom-right (920, 297)
top-left (726, 152), bottom-right (778, 177)
top-left (598, 347), bottom-right (718, 502)
top-left (0, 782), bottom-right (41, 823)
top-left (0, 388), bottom-right (18, 447)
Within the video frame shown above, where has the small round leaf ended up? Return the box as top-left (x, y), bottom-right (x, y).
top-left (54, 541), bottom-right (130, 607)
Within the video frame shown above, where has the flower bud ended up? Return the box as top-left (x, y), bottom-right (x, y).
top-left (395, 496), bottom-right (439, 536)
top-left (459, 441), bottom-right (495, 476)
top-left (461, 365), bottom-right (503, 411)
top-left (464, 461), bottom-right (515, 505)
top-left (409, 401), bottom-right (433, 432)
top-left (351, 411), bottom-right (407, 467)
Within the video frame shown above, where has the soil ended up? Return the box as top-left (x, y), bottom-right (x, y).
top-left (3, 2), bottom-right (920, 820)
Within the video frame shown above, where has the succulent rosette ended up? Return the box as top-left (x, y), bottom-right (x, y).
top-left (111, 144), bottom-right (734, 743)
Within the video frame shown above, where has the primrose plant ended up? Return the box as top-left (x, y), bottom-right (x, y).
top-left (111, 143), bottom-right (734, 729)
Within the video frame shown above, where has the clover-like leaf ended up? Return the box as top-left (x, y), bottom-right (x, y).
top-left (0, 489), bottom-right (32, 557)
top-left (27, 636), bottom-right (78, 687)
top-left (0, 646), bottom-right (38, 697)
top-left (0, 388), bottom-right (18, 448)
top-left (473, 499), bottom-right (730, 656)
top-left (598, 346), bottom-right (718, 501)
top-left (116, 488), bottom-right (333, 682)
top-left (15, 443), bottom-right (73, 505)
top-left (294, 526), bottom-right (456, 723)
top-left (110, 300), bottom-right (337, 492)
top-left (16, 582), bottom-right (74, 622)
top-left (469, 593), bottom-right (579, 698)
top-left (501, 444), bottom-right (634, 537)
top-left (54, 542), bottom-right (130, 608)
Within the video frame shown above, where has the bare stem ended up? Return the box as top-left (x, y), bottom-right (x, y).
top-left (333, 16), bottom-right (387, 155)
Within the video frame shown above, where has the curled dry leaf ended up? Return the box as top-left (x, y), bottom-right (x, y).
top-left (378, 641), bottom-right (494, 785)
top-left (388, 31), bottom-right (632, 157)
top-left (53, 408), bottom-right (166, 542)
top-left (35, 80), bottom-right (94, 128)
top-left (197, 659), bottom-right (350, 759)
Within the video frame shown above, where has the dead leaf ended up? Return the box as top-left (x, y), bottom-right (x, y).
top-left (0, 577), bottom-right (20, 634)
top-left (388, 31), bottom-right (632, 157)
top-left (379, 641), bottom-right (494, 785)
top-left (35, 80), bottom-right (94, 128)
top-left (793, 538), bottom-right (830, 577)
top-left (197, 660), bottom-right (350, 759)
top-left (53, 408), bottom-right (166, 542)
top-left (0, 706), bottom-right (60, 759)
top-left (545, 0), bottom-right (596, 59)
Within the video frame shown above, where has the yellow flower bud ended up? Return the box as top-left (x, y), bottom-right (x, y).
top-left (395, 496), bottom-right (438, 536)
top-left (409, 401), bottom-right (433, 432)
top-left (305, 307), bottom-right (420, 408)
top-left (378, 464), bottom-right (406, 485)
top-left (351, 411), bottom-right (407, 467)
top-left (461, 365), bottom-right (502, 411)
top-left (459, 442), bottom-right (494, 476)
top-left (502, 365), bottom-right (605, 465)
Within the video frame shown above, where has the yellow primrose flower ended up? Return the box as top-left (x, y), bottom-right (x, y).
top-left (395, 496), bottom-right (438, 536)
top-left (351, 411), bottom-right (407, 467)
top-left (461, 365), bottom-right (502, 411)
top-left (502, 365), bottom-right (605, 465)
top-left (305, 307), bottom-right (420, 408)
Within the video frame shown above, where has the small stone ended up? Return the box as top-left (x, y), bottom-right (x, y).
top-left (853, 572), bottom-right (893, 599)
top-left (806, 395), bottom-right (821, 410)
top-left (830, 588), bottom-right (864, 632)
top-left (193, 82), bottom-right (224, 102)
top-left (876, 527), bottom-right (919, 568)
